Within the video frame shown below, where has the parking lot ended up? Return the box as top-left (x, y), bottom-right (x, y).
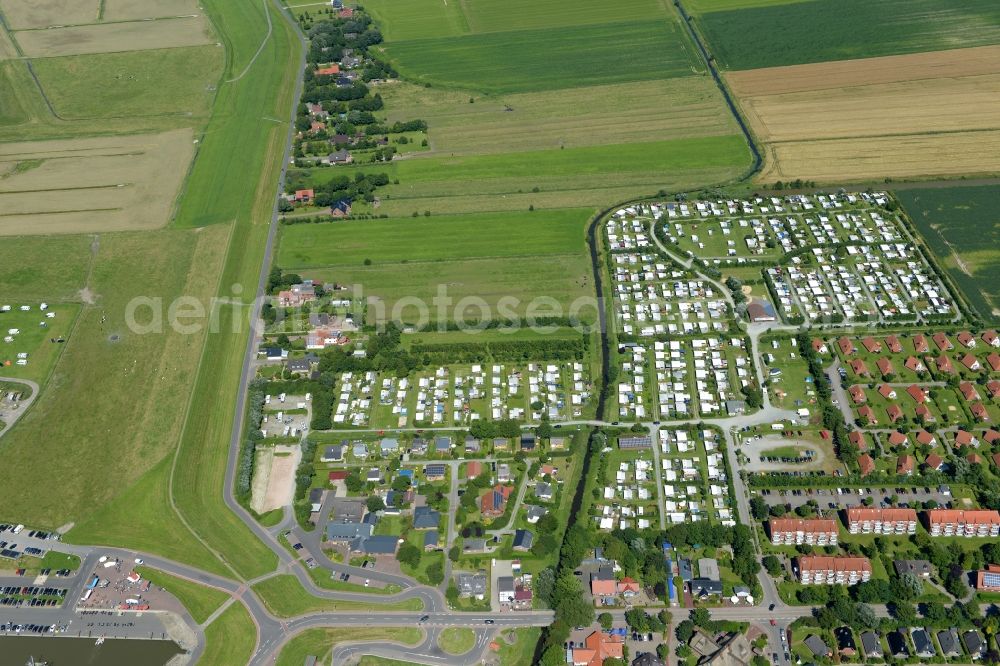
top-left (757, 485), bottom-right (954, 511)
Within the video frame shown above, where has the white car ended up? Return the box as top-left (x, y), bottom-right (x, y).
top-left (134, 558), bottom-right (144, 565)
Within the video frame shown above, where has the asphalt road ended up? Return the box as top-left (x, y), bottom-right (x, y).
top-left (0, 377), bottom-right (39, 439)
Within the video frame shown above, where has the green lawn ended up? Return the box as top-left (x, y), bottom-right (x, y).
top-left (276, 627), bottom-right (423, 666)
top-left (0, 303), bottom-right (78, 384)
top-left (14, 550), bottom-right (80, 575)
top-left (696, 0), bottom-right (1000, 70)
top-left (136, 566), bottom-right (229, 624)
top-left (201, 602), bottom-right (256, 666)
top-left (276, 209), bottom-right (589, 268)
top-left (382, 20), bottom-right (702, 94)
top-left (438, 627), bottom-right (476, 655)
top-left (0, 235), bottom-right (92, 301)
top-left (496, 627), bottom-right (541, 665)
top-left (897, 185), bottom-right (1000, 323)
top-left (30, 46), bottom-right (223, 121)
top-left (251, 575), bottom-right (424, 617)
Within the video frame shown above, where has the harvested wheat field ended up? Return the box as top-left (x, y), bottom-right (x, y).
top-left (726, 46), bottom-right (1000, 182)
top-left (0, 0), bottom-right (100, 30)
top-left (16, 16), bottom-right (214, 57)
top-left (0, 128), bottom-right (196, 235)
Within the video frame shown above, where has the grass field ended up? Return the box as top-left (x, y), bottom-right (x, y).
top-left (332, 134), bottom-right (751, 216)
top-left (251, 575), bottom-right (424, 616)
top-left (15, 16), bottom-right (215, 57)
top-left (201, 602), bottom-right (256, 666)
top-left (897, 185), bottom-right (1000, 322)
top-left (135, 566), bottom-right (229, 624)
top-left (31, 46), bottom-right (223, 120)
top-left (725, 47), bottom-right (1000, 183)
top-left (687, 0), bottom-right (803, 11)
top-left (0, 303), bottom-right (78, 383)
top-left (0, 235), bottom-right (93, 301)
top-left (438, 628), bottom-right (476, 655)
top-left (275, 627), bottom-right (423, 666)
top-left (379, 77), bottom-right (737, 155)
top-left (382, 20), bottom-right (701, 94)
top-left (696, 0), bottom-right (1000, 70)
top-left (0, 63), bottom-right (28, 126)
top-left (0, 0), bottom-right (99, 29)
top-left (276, 209), bottom-right (588, 268)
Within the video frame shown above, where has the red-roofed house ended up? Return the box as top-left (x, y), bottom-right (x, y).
top-left (886, 335), bottom-right (903, 353)
top-left (915, 404), bottom-right (934, 423)
top-left (915, 430), bottom-right (937, 447)
top-left (968, 453), bottom-right (984, 465)
top-left (905, 356), bottom-right (926, 373)
top-left (961, 353), bottom-right (981, 371)
top-left (988, 353), bottom-right (1000, 373)
top-left (858, 454), bottom-right (875, 476)
top-left (294, 188), bottom-right (314, 203)
top-left (926, 509), bottom-right (1000, 537)
top-left (328, 470), bottom-right (349, 482)
top-left (958, 331), bottom-right (977, 348)
top-left (850, 359), bottom-right (870, 377)
top-left (858, 406), bottom-right (877, 425)
top-left (466, 461), bottom-right (483, 479)
top-left (983, 330), bottom-right (1000, 348)
top-left (618, 578), bottom-right (641, 597)
top-left (924, 453), bottom-right (943, 471)
top-left (972, 403), bottom-right (990, 422)
top-left (954, 430), bottom-right (978, 448)
top-left (878, 384), bottom-right (897, 400)
top-left (481, 484), bottom-right (514, 518)
top-left (571, 631), bottom-right (624, 666)
top-left (314, 64), bottom-right (341, 76)
top-left (812, 339), bottom-right (829, 354)
top-left (897, 455), bottom-right (915, 475)
top-left (985, 429), bottom-right (1000, 444)
top-left (848, 431), bottom-right (868, 452)
top-left (960, 382), bottom-right (980, 402)
top-left (877, 358), bottom-right (895, 377)
top-left (936, 356), bottom-right (955, 374)
top-left (798, 556), bottom-right (872, 585)
top-left (933, 332), bottom-right (953, 351)
top-left (887, 405), bottom-right (904, 423)
top-left (992, 453), bottom-right (1000, 469)
top-left (987, 380), bottom-right (1000, 399)
top-left (906, 385), bottom-right (927, 403)
top-left (862, 336), bottom-right (882, 354)
top-left (838, 337), bottom-right (857, 356)
top-left (913, 334), bottom-right (930, 353)
top-left (849, 385), bottom-right (867, 404)
top-left (887, 431), bottom-right (908, 447)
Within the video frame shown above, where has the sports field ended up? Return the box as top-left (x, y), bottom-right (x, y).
top-left (897, 185), bottom-right (1000, 322)
top-left (277, 209), bottom-right (589, 268)
top-left (725, 47), bottom-right (1000, 182)
top-left (694, 0), bottom-right (1000, 70)
top-left (0, 129), bottom-right (197, 235)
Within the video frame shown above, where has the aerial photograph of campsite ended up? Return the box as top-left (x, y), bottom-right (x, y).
top-left (1, 0), bottom-right (1000, 665)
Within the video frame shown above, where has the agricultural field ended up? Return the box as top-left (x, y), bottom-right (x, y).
top-left (378, 77), bottom-right (738, 156)
top-left (101, 0), bottom-right (202, 22)
top-left (694, 0), bottom-right (1000, 71)
top-left (0, 129), bottom-right (197, 235)
top-left (724, 46), bottom-right (1000, 183)
top-left (13, 16), bottom-right (215, 57)
top-left (30, 46), bottom-right (223, 120)
top-left (0, 0), bottom-right (100, 29)
top-left (897, 185), bottom-right (1000, 322)
top-left (276, 209), bottom-right (588, 268)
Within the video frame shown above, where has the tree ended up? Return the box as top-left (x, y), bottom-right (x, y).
top-left (690, 607), bottom-right (713, 629)
top-left (855, 603), bottom-right (877, 629)
top-left (366, 495), bottom-right (385, 513)
top-left (750, 496), bottom-right (768, 520)
top-left (890, 601), bottom-right (916, 625)
top-left (448, 545), bottom-right (460, 562)
top-left (425, 561), bottom-right (444, 586)
top-left (762, 555), bottom-right (783, 576)
top-left (598, 612), bottom-right (614, 630)
top-left (535, 568), bottom-right (555, 606)
top-left (675, 619), bottom-right (695, 643)
top-left (896, 572), bottom-right (923, 600)
top-left (625, 608), bottom-right (650, 633)
top-left (396, 543), bottom-right (421, 568)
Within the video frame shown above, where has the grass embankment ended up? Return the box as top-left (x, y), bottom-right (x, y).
top-left (136, 566), bottom-right (229, 624)
top-left (201, 602), bottom-right (256, 666)
top-left (251, 575), bottom-right (424, 617)
top-left (276, 627), bottom-right (423, 666)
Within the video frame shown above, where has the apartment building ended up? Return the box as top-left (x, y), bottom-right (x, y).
top-left (769, 517), bottom-right (839, 546)
top-left (926, 509), bottom-right (1000, 538)
top-left (798, 556), bottom-right (872, 586)
top-left (846, 507), bottom-right (917, 536)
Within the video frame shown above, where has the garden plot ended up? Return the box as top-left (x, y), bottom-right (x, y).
top-left (595, 448), bottom-right (659, 532)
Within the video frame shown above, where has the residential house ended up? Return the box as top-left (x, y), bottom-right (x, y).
top-left (838, 337), bottom-right (857, 355)
top-left (846, 507), bottom-right (917, 535)
top-left (835, 627), bottom-right (856, 657)
top-left (308, 488), bottom-right (325, 512)
top-left (534, 482), bottom-right (553, 501)
top-left (924, 453), bottom-right (944, 471)
top-left (905, 355), bottom-right (926, 372)
top-left (857, 454), bottom-right (875, 476)
top-left (425, 464), bottom-right (446, 481)
top-left (277, 282), bottom-right (316, 307)
top-left (861, 336), bottom-right (882, 354)
top-left (938, 628), bottom-right (961, 658)
top-left (497, 576), bottom-right (515, 605)
top-left (983, 330), bottom-right (1000, 348)
top-left (926, 509), bottom-right (1000, 537)
top-left (456, 572), bottom-right (486, 600)
top-left (768, 517), bottom-right (838, 546)
top-left (860, 632), bottom-right (882, 659)
top-left (618, 435), bottom-right (652, 449)
top-left (797, 555), bottom-right (872, 585)
top-left (910, 628), bottom-right (935, 658)
top-left (886, 335), bottom-right (903, 353)
top-left (512, 529), bottom-right (533, 551)
top-left (897, 454), bottom-right (914, 475)
top-left (805, 635), bottom-right (832, 658)
top-left (350, 535), bottom-right (399, 555)
top-left (571, 631), bottom-right (625, 666)
top-left (961, 353), bottom-right (981, 371)
top-left (481, 484), bottom-right (514, 518)
top-left (412, 506), bottom-right (440, 530)
top-left (913, 334), bottom-right (929, 353)
top-left (962, 630), bottom-right (985, 660)
top-left (958, 331), bottom-right (977, 348)
top-left (976, 564), bottom-right (1000, 591)
top-left (906, 384), bottom-right (927, 403)
top-left (932, 332), bottom-right (953, 351)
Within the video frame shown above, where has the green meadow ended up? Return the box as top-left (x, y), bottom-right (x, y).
top-left (695, 0), bottom-right (1000, 70)
top-left (276, 209), bottom-right (589, 268)
top-left (361, 0), bottom-right (471, 41)
top-left (897, 185), bottom-right (1000, 323)
top-left (382, 20), bottom-right (701, 94)
top-left (0, 235), bottom-right (93, 301)
top-left (31, 46), bottom-right (223, 120)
